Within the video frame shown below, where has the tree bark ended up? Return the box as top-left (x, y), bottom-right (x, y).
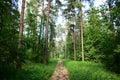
top-left (73, 25), bottom-right (76, 61)
top-left (44, 0), bottom-right (50, 64)
top-left (17, 0), bottom-right (25, 69)
top-left (18, 0), bottom-right (25, 49)
top-left (79, 2), bottom-right (84, 62)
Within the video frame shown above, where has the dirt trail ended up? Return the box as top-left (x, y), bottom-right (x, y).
top-left (50, 60), bottom-right (69, 80)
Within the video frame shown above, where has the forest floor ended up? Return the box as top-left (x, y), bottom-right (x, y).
top-left (50, 60), bottom-right (69, 80)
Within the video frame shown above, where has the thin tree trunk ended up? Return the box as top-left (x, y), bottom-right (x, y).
top-left (79, 2), bottom-right (84, 62)
top-left (73, 26), bottom-right (76, 61)
top-left (17, 0), bottom-right (25, 69)
top-left (44, 0), bottom-right (50, 64)
top-left (42, 0), bottom-right (44, 14)
top-left (18, 0), bottom-right (25, 49)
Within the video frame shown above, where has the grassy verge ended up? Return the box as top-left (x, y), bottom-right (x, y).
top-left (63, 60), bottom-right (120, 80)
top-left (16, 59), bottom-right (57, 80)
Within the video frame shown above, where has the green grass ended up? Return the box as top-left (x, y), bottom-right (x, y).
top-left (1, 59), bottom-right (120, 80)
top-left (63, 60), bottom-right (120, 80)
top-left (16, 59), bottom-right (57, 80)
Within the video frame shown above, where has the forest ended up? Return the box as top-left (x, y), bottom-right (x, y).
top-left (0, 0), bottom-right (120, 80)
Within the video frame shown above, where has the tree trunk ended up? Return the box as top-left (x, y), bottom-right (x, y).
top-left (18, 0), bottom-right (25, 49)
top-left (42, 0), bottom-right (44, 14)
top-left (73, 25), bottom-right (76, 61)
top-left (44, 0), bottom-right (50, 64)
top-left (79, 1), bottom-right (84, 62)
top-left (17, 0), bottom-right (25, 69)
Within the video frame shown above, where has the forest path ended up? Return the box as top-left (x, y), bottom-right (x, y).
top-left (50, 60), bottom-right (69, 80)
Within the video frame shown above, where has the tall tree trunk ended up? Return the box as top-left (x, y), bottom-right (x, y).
top-left (44, 0), bottom-right (50, 64)
top-left (73, 25), bottom-right (76, 61)
top-left (79, 1), bottom-right (84, 62)
top-left (17, 0), bottom-right (25, 69)
top-left (18, 0), bottom-right (25, 49)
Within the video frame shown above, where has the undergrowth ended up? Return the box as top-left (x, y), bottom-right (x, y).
top-left (17, 59), bottom-right (57, 80)
top-left (1, 59), bottom-right (120, 80)
top-left (0, 59), bottom-right (57, 80)
top-left (63, 60), bottom-right (120, 80)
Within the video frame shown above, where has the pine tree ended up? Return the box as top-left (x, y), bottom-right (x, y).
top-left (17, 0), bottom-right (25, 69)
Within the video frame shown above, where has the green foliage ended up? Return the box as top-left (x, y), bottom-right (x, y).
top-left (0, 59), bottom-right (57, 80)
top-left (0, 0), bottom-right (20, 66)
top-left (24, 0), bottom-right (58, 63)
top-left (24, 0), bottom-right (44, 63)
top-left (0, 0), bottom-right (120, 79)
top-left (66, 34), bottom-right (73, 59)
top-left (83, 6), bottom-right (120, 73)
top-left (16, 59), bottom-right (57, 80)
top-left (64, 60), bottom-right (120, 80)
top-left (114, 45), bottom-right (120, 53)
top-left (83, 7), bottom-right (106, 62)
top-left (104, 29), bottom-right (120, 73)
top-left (0, 64), bottom-right (17, 80)
top-left (59, 54), bottom-right (64, 59)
